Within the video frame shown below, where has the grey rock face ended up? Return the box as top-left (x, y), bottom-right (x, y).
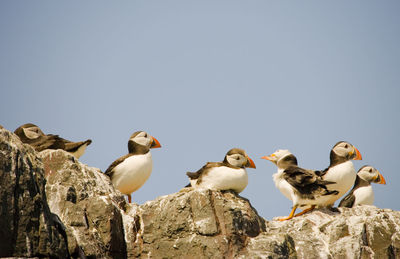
top-left (39, 149), bottom-right (130, 258)
top-left (1, 127), bottom-right (399, 259)
top-left (0, 129), bottom-right (69, 258)
top-left (259, 207), bottom-right (400, 259)
top-left (131, 189), bottom-right (400, 259)
top-left (130, 188), bottom-right (268, 258)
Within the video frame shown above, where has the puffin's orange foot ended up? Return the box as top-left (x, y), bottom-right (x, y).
top-left (277, 206), bottom-right (297, 221)
top-left (294, 205), bottom-right (316, 217)
top-left (278, 215), bottom-right (294, 221)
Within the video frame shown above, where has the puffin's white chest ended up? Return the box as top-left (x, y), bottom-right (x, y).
top-left (273, 169), bottom-right (294, 201)
top-left (196, 166), bottom-right (248, 193)
top-left (353, 185), bottom-right (374, 206)
top-left (323, 161), bottom-right (356, 204)
top-left (111, 152), bottom-right (153, 194)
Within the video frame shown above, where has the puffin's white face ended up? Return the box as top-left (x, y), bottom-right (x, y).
top-left (332, 141), bottom-right (362, 160)
top-left (358, 166), bottom-right (386, 184)
top-left (333, 142), bottom-right (353, 157)
top-left (226, 153), bottom-right (249, 167)
top-left (131, 131), bottom-right (152, 148)
top-left (261, 149), bottom-right (292, 165)
top-left (23, 126), bottom-right (45, 140)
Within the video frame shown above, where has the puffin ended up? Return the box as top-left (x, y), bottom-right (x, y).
top-left (319, 141), bottom-right (362, 207)
top-left (339, 166), bottom-right (386, 208)
top-left (262, 150), bottom-right (338, 221)
top-left (14, 123), bottom-right (92, 159)
top-left (105, 131), bottom-right (161, 203)
top-left (186, 148), bottom-right (256, 193)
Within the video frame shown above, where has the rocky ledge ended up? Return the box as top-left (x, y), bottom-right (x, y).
top-left (1, 128), bottom-right (399, 258)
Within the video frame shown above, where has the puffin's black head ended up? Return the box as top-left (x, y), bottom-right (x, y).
top-left (128, 131), bottom-right (161, 154)
top-left (330, 141), bottom-right (362, 165)
top-left (14, 123), bottom-right (45, 142)
top-left (223, 148), bottom-right (256, 169)
top-left (357, 165), bottom-right (386, 184)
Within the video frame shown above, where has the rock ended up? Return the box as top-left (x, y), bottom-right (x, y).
top-left (39, 149), bottom-right (131, 258)
top-left (1, 127), bottom-right (400, 259)
top-left (0, 128), bottom-right (69, 258)
top-left (261, 206), bottom-right (400, 259)
top-left (131, 188), bottom-right (267, 258)
top-left (129, 189), bottom-right (400, 258)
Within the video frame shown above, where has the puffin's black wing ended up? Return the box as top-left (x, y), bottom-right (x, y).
top-left (31, 134), bottom-right (66, 152)
top-left (64, 139), bottom-right (92, 152)
top-left (186, 162), bottom-right (223, 179)
top-left (186, 171), bottom-right (201, 180)
top-left (283, 166), bottom-right (337, 196)
top-left (105, 153), bottom-right (133, 178)
top-left (314, 169), bottom-right (327, 177)
top-left (338, 192), bottom-right (356, 208)
top-left (186, 162), bottom-right (225, 186)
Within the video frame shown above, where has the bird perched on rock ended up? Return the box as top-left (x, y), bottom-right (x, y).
top-left (262, 150), bottom-right (338, 221)
top-left (339, 166), bottom-right (386, 208)
top-left (186, 148), bottom-right (256, 193)
top-left (105, 131), bottom-right (161, 203)
top-left (319, 141), bottom-right (362, 207)
top-left (14, 123), bottom-right (92, 159)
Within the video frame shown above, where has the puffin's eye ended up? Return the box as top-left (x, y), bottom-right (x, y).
top-left (236, 156), bottom-right (240, 160)
top-left (344, 144), bottom-right (349, 148)
top-left (369, 168), bottom-right (373, 173)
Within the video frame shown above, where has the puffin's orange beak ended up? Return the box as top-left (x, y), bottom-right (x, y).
top-left (150, 136), bottom-right (161, 148)
top-left (353, 147), bottom-right (362, 160)
top-left (377, 171), bottom-right (386, 185)
top-left (261, 154), bottom-right (276, 162)
top-left (246, 156), bottom-right (256, 169)
top-left (261, 155), bottom-right (273, 161)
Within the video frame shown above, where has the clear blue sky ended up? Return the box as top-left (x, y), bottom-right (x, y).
top-left (1, 1), bottom-right (399, 220)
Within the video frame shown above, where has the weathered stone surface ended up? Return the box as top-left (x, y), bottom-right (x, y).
top-left (2, 127), bottom-right (400, 259)
top-left (262, 206), bottom-right (400, 259)
top-left (39, 149), bottom-right (132, 258)
top-left (131, 188), bottom-right (268, 258)
top-left (0, 129), bottom-right (69, 258)
top-left (127, 187), bottom-right (400, 258)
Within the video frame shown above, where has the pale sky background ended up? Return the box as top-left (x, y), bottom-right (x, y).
top-left (1, 1), bottom-right (399, 220)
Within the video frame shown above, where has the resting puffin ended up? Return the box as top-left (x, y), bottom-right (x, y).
top-left (320, 141), bottom-right (362, 207)
top-left (14, 123), bottom-right (92, 159)
top-left (105, 131), bottom-right (161, 203)
top-left (339, 166), bottom-right (386, 208)
top-left (186, 148), bottom-right (256, 193)
top-left (262, 150), bottom-right (338, 221)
